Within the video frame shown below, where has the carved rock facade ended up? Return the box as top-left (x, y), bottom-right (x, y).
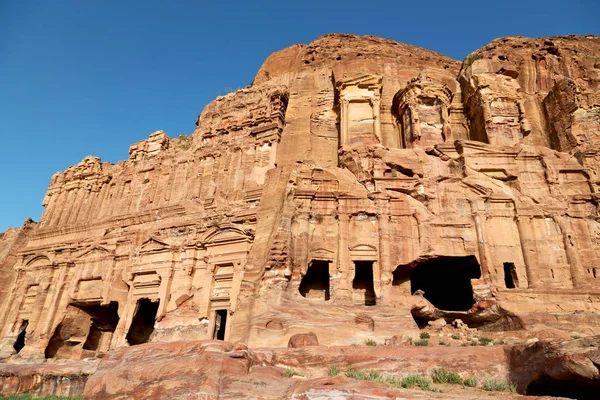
top-left (1, 34), bottom-right (600, 361)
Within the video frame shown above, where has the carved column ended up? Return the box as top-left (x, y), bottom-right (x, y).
top-left (554, 216), bottom-right (584, 288)
top-left (337, 213), bottom-right (351, 300)
top-left (372, 98), bottom-right (381, 143)
top-left (340, 99), bottom-right (349, 146)
top-left (516, 216), bottom-right (538, 288)
top-left (376, 210), bottom-right (392, 302)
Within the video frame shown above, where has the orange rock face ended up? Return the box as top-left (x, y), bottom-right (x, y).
top-left (1, 33), bottom-right (600, 397)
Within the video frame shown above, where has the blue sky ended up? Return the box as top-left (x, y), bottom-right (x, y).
top-left (1, 0), bottom-right (599, 231)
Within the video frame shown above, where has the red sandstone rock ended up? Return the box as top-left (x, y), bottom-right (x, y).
top-left (287, 332), bottom-right (320, 348)
top-left (0, 32), bottom-right (599, 398)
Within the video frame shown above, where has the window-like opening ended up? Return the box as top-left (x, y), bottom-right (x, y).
top-left (126, 298), bottom-right (158, 346)
top-left (45, 302), bottom-right (120, 359)
top-left (13, 320), bottom-right (28, 354)
top-left (299, 260), bottom-right (330, 301)
top-left (82, 302), bottom-right (119, 351)
top-left (407, 255), bottom-right (481, 311)
top-left (503, 262), bottom-right (518, 289)
top-left (353, 261), bottom-right (376, 306)
top-left (213, 309), bottom-right (228, 340)
top-left (527, 374), bottom-right (599, 399)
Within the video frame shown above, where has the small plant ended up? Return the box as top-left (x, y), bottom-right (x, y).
top-left (463, 377), bottom-right (478, 388)
top-left (419, 332), bottom-right (431, 339)
top-left (465, 53), bottom-right (482, 66)
top-left (493, 340), bottom-right (506, 346)
top-left (400, 375), bottom-right (434, 390)
top-left (461, 342), bottom-right (469, 347)
top-left (482, 378), bottom-right (515, 392)
top-left (478, 336), bottom-right (493, 346)
top-left (328, 365), bottom-right (340, 377)
top-left (431, 368), bottom-right (462, 384)
top-left (365, 339), bottom-right (378, 346)
top-left (408, 337), bottom-right (413, 345)
top-left (283, 368), bottom-right (303, 378)
top-left (469, 340), bottom-right (479, 346)
top-left (451, 334), bottom-right (460, 340)
top-left (413, 339), bottom-right (429, 346)
top-left (345, 369), bottom-right (381, 381)
top-left (572, 334), bottom-right (581, 339)
top-left (438, 340), bottom-right (448, 346)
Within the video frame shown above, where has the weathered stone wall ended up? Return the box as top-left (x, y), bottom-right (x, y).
top-left (1, 33), bottom-right (600, 358)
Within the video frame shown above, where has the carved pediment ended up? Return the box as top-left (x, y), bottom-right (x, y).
top-left (349, 244), bottom-right (377, 251)
top-left (202, 224), bottom-right (254, 245)
top-left (139, 237), bottom-right (172, 253)
top-left (75, 246), bottom-right (113, 260)
top-left (24, 255), bottom-right (52, 269)
top-left (336, 74), bottom-right (382, 91)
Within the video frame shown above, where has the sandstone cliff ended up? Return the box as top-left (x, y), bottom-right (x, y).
top-left (0, 33), bottom-right (600, 398)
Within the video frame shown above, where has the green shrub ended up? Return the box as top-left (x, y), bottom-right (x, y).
top-left (465, 53), bottom-right (482, 66)
top-left (431, 368), bottom-right (462, 384)
top-left (469, 340), bottom-right (478, 346)
top-left (408, 337), bottom-right (413, 345)
top-left (463, 377), bottom-right (478, 388)
top-left (365, 339), bottom-right (378, 346)
top-left (450, 334), bottom-right (460, 340)
top-left (493, 340), bottom-right (506, 345)
top-left (482, 378), bottom-right (515, 392)
top-left (572, 334), bottom-right (581, 339)
top-left (400, 375), bottom-right (434, 390)
top-left (478, 336), bottom-right (493, 346)
top-left (345, 369), bottom-right (381, 381)
top-left (328, 365), bottom-right (340, 377)
top-left (419, 332), bottom-right (431, 339)
top-left (414, 339), bottom-right (429, 346)
top-left (438, 340), bottom-right (448, 346)
top-left (283, 368), bottom-right (303, 378)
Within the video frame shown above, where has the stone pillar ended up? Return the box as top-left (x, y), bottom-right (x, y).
top-left (39, 263), bottom-right (69, 339)
top-left (336, 213), bottom-right (351, 300)
top-left (516, 216), bottom-right (538, 289)
top-left (372, 98), bottom-right (381, 143)
top-left (340, 99), bottom-right (349, 146)
top-left (377, 211), bottom-right (392, 300)
top-left (554, 216), bottom-right (584, 288)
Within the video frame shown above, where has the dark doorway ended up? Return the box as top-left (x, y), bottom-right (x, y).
top-left (82, 302), bottom-right (119, 351)
top-left (45, 302), bottom-right (120, 359)
top-left (126, 298), bottom-right (159, 345)
top-left (527, 375), bottom-right (600, 399)
top-left (503, 262), bottom-right (518, 289)
top-left (353, 261), bottom-right (376, 306)
top-left (13, 320), bottom-right (28, 354)
top-left (408, 255), bottom-right (481, 311)
top-left (213, 309), bottom-right (228, 340)
top-left (299, 260), bottom-right (330, 301)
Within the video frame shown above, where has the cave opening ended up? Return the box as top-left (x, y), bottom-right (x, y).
top-left (503, 262), bottom-right (518, 289)
top-left (126, 298), bottom-right (159, 346)
top-left (353, 261), bottom-right (376, 306)
top-left (299, 260), bottom-right (330, 301)
top-left (82, 302), bottom-right (120, 351)
top-left (526, 375), bottom-right (600, 399)
top-left (13, 320), bottom-right (28, 354)
top-left (213, 309), bottom-right (228, 341)
top-left (407, 255), bottom-right (481, 311)
top-left (45, 302), bottom-right (120, 359)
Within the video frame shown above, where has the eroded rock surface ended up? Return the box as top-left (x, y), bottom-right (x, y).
top-left (0, 33), bottom-right (600, 398)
